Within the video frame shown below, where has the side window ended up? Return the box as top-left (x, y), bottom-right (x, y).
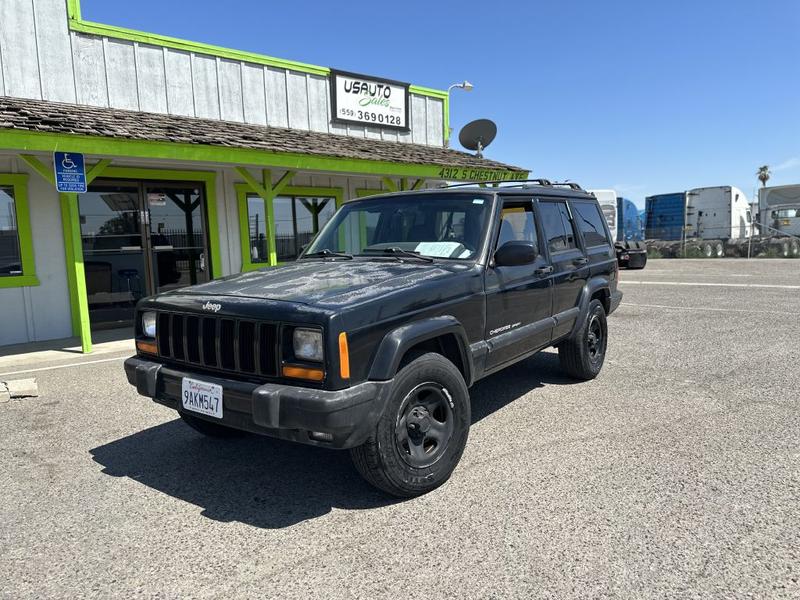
top-left (0, 184), bottom-right (23, 275)
top-left (497, 201), bottom-right (538, 250)
top-left (572, 201), bottom-right (610, 247)
top-left (539, 201), bottom-right (577, 253)
top-left (557, 202), bottom-right (577, 249)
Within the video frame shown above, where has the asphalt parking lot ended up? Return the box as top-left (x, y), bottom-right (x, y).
top-left (2, 258), bottom-right (798, 599)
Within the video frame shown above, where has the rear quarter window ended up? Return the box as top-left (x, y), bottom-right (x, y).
top-left (572, 201), bottom-right (610, 247)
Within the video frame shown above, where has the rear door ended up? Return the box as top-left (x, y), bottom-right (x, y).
top-left (571, 199), bottom-right (615, 270)
top-left (484, 197), bottom-right (553, 369)
top-left (537, 198), bottom-right (589, 339)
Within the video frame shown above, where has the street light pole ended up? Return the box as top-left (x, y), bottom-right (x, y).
top-left (445, 80), bottom-right (473, 147)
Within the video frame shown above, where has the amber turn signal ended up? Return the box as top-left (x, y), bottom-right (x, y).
top-left (136, 339), bottom-right (158, 355)
top-left (338, 332), bottom-right (350, 379)
top-left (282, 365), bottom-right (325, 381)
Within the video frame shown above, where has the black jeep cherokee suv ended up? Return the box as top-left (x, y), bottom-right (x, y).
top-left (125, 181), bottom-right (621, 497)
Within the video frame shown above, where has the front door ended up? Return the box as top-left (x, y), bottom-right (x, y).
top-left (79, 180), bottom-right (210, 329)
top-left (484, 197), bottom-right (553, 370)
top-left (144, 185), bottom-right (209, 294)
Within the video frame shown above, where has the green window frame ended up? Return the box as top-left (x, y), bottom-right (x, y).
top-left (236, 184), bottom-right (343, 272)
top-left (0, 174), bottom-right (38, 288)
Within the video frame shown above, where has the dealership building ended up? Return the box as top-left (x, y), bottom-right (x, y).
top-left (0, 0), bottom-right (527, 351)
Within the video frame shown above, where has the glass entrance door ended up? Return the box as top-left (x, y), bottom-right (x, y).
top-left (79, 180), bottom-right (210, 329)
top-left (80, 183), bottom-right (148, 329)
top-left (144, 185), bottom-right (209, 294)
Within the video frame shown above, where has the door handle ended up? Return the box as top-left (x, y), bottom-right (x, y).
top-left (534, 266), bottom-right (554, 277)
top-left (573, 257), bottom-right (589, 266)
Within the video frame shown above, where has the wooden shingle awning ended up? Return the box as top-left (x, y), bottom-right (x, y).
top-left (0, 96), bottom-right (528, 180)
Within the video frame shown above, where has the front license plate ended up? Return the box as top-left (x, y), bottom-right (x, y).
top-left (181, 377), bottom-right (223, 419)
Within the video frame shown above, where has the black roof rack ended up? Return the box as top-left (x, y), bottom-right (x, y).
top-left (439, 179), bottom-right (586, 191)
top-left (440, 179), bottom-right (552, 189)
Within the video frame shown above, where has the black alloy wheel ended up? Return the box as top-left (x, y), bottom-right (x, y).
top-left (558, 299), bottom-right (608, 380)
top-left (395, 383), bottom-right (455, 469)
top-left (586, 314), bottom-right (604, 363)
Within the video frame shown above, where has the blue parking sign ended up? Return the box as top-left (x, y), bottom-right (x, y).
top-left (54, 152), bottom-right (87, 193)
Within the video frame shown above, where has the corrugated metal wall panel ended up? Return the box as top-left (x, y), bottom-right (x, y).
top-left (32, 0), bottom-right (76, 102)
top-left (72, 33), bottom-right (108, 106)
top-left (218, 58), bottom-right (244, 122)
top-left (104, 39), bottom-right (139, 110)
top-left (191, 54), bottom-right (220, 119)
top-left (411, 95), bottom-right (427, 145)
top-left (286, 70), bottom-right (309, 130)
top-left (0, 0), bottom-right (42, 99)
top-left (136, 44), bottom-right (168, 113)
top-left (265, 67), bottom-right (288, 128)
top-left (241, 63), bottom-right (266, 125)
top-left (164, 48), bottom-right (194, 116)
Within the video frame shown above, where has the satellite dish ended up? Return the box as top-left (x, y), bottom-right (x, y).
top-left (459, 119), bottom-right (497, 158)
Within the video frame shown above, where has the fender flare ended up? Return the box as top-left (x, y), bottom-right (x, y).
top-left (368, 316), bottom-right (474, 385)
top-left (568, 277), bottom-right (611, 339)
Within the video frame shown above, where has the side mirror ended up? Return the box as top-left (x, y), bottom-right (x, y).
top-left (494, 240), bottom-right (537, 267)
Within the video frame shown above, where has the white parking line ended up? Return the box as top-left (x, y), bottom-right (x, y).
top-left (622, 280), bottom-right (800, 290)
top-left (0, 355), bottom-right (127, 378)
top-left (621, 302), bottom-right (790, 315)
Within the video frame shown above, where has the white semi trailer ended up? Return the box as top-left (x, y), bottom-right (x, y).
top-left (685, 185), bottom-right (751, 242)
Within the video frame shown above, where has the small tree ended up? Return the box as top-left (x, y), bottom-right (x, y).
top-left (757, 165), bottom-right (771, 188)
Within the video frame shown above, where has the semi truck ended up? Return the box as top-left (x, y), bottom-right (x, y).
top-left (645, 185), bottom-right (799, 257)
top-left (758, 184), bottom-right (800, 237)
top-left (590, 189), bottom-right (647, 268)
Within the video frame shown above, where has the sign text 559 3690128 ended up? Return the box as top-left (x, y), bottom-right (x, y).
top-left (330, 70), bottom-right (409, 131)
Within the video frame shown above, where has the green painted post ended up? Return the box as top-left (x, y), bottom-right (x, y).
top-left (62, 193), bottom-right (92, 353)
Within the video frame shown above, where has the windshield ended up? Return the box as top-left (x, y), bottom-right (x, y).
top-left (772, 208), bottom-right (800, 219)
top-left (304, 193), bottom-right (492, 260)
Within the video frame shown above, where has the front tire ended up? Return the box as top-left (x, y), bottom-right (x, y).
top-left (350, 353), bottom-right (470, 498)
top-left (179, 412), bottom-right (247, 438)
top-left (558, 299), bottom-right (608, 380)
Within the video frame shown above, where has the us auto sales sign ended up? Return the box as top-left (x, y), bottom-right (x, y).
top-left (330, 70), bottom-right (409, 131)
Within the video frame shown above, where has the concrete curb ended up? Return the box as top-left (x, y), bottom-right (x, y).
top-left (0, 378), bottom-right (38, 401)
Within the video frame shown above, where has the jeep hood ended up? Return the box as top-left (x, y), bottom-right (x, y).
top-left (172, 259), bottom-right (470, 308)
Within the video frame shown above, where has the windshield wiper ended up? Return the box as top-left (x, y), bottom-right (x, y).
top-left (362, 247), bottom-right (434, 262)
top-left (302, 249), bottom-right (353, 260)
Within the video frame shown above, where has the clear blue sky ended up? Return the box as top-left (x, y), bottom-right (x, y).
top-left (84, 0), bottom-right (799, 207)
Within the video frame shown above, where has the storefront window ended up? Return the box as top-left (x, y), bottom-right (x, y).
top-left (246, 194), bottom-right (336, 263)
top-left (0, 174), bottom-right (36, 287)
top-left (0, 185), bottom-right (22, 276)
top-left (247, 196), bottom-right (269, 263)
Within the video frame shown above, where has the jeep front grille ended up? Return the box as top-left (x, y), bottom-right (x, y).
top-left (155, 312), bottom-right (278, 377)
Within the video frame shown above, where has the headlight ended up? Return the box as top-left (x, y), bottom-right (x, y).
top-left (293, 328), bottom-right (323, 362)
top-left (142, 311), bottom-right (157, 338)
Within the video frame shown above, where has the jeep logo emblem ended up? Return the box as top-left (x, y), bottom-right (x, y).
top-left (202, 301), bottom-right (222, 313)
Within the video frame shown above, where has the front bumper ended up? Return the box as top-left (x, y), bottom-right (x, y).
top-left (124, 357), bottom-right (391, 449)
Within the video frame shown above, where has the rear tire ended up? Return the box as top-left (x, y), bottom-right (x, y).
top-left (350, 353), bottom-right (470, 498)
top-left (558, 299), bottom-right (608, 380)
top-left (179, 412), bottom-right (247, 438)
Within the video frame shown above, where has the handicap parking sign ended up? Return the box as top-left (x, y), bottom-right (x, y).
top-left (54, 152), bottom-right (87, 193)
